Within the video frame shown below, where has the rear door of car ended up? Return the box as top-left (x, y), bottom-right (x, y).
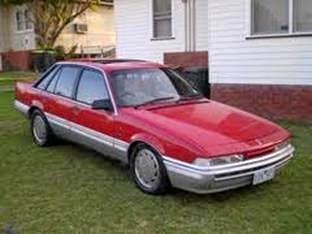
top-left (42, 65), bottom-right (81, 139)
top-left (68, 68), bottom-right (116, 157)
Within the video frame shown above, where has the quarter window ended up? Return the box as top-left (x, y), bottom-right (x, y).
top-left (37, 66), bottom-right (59, 90)
top-left (251, 0), bottom-right (312, 35)
top-left (46, 70), bottom-right (61, 93)
top-left (54, 67), bottom-right (80, 98)
top-left (153, 0), bottom-right (172, 38)
top-left (76, 70), bottom-right (109, 105)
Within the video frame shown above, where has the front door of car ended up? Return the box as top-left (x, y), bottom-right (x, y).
top-left (43, 65), bottom-right (81, 139)
top-left (68, 68), bottom-right (116, 157)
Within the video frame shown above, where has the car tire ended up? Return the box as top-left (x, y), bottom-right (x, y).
top-left (30, 109), bottom-right (55, 147)
top-left (130, 143), bottom-right (171, 195)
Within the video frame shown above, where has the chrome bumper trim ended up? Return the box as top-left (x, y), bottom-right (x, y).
top-left (163, 144), bottom-right (295, 194)
top-left (14, 100), bottom-right (30, 116)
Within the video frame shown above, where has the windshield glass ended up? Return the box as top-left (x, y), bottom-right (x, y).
top-left (110, 68), bottom-right (200, 107)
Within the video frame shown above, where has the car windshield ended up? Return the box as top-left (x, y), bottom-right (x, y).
top-left (109, 68), bottom-right (201, 107)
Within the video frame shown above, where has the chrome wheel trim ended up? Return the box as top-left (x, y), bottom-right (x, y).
top-left (134, 149), bottom-right (161, 189)
top-left (33, 115), bottom-right (47, 144)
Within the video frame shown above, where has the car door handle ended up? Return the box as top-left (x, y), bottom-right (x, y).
top-left (71, 106), bottom-right (81, 115)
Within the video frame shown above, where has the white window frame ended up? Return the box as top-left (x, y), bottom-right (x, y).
top-left (248, 0), bottom-right (312, 39)
top-left (150, 0), bottom-right (175, 40)
top-left (15, 8), bottom-right (33, 33)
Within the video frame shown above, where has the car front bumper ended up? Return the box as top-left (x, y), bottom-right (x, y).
top-left (163, 144), bottom-right (295, 194)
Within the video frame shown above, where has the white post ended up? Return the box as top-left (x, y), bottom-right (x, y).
top-left (289, 0), bottom-right (294, 33)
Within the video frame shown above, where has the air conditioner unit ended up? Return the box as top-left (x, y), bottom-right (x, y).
top-left (74, 24), bottom-right (88, 34)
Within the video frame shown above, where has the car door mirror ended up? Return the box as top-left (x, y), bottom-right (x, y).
top-left (91, 99), bottom-right (113, 111)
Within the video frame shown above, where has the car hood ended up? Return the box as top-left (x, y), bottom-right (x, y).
top-left (125, 100), bottom-right (290, 156)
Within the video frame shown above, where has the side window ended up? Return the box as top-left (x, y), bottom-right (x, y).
top-left (37, 65), bottom-right (59, 90)
top-left (54, 66), bottom-right (80, 98)
top-left (76, 69), bottom-right (109, 105)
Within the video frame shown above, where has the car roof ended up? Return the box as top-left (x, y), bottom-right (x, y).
top-left (58, 59), bottom-right (166, 73)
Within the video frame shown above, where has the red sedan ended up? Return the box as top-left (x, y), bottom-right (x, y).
top-left (14, 60), bottom-right (295, 194)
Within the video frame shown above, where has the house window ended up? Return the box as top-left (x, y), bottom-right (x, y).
top-left (294, 0), bottom-right (312, 32)
top-left (251, 0), bottom-right (312, 35)
top-left (16, 10), bottom-right (24, 31)
top-left (24, 9), bottom-right (33, 30)
top-left (16, 9), bottom-right (33, 31)
top-left (153, 0), bottom-right (172, 38)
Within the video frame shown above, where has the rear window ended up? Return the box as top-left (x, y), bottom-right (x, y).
top-left (54, 66), bottom-right (80, 98)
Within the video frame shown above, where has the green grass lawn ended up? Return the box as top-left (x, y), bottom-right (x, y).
top-left (0, 72), bottom-right (36, 87)
top-left (0, 71), bottom-right (36, 80)
top-left (0, 91), bottom-right (311, 234)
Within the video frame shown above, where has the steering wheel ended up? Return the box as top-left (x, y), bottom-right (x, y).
top-left (120, 92), bottom-right (137, 99)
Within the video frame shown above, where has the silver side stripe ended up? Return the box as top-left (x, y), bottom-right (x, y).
top-left (71, 125), bottom-right (113, 147)
top-left (114, 138), bottom-right (130, 152)
top-left (45, 112), bottom-right (129, 152)
top-left (14, 100), bottom-right (129, 152)
top-left (69, 118), bottom-right (114, 147)
top-left (14, 100), bottom-right (30, 116)
top-left (46, 113), bottom-right (70, 130)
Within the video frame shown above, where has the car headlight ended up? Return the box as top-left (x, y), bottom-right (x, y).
top-left (193, 154), bottom-right (244, 167)
top-left (275, 139), bottom-right (291, 151)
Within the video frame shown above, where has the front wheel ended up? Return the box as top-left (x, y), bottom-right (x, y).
top-left (130, 143), bottom-right (170, 195)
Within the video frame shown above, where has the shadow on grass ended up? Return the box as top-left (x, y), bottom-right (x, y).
top-left (51, 139), bottom-right (130, 175)
top-left (49, 139), bottom-right (273, 204)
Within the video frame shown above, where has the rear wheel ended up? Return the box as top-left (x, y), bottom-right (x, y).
top-left (130, 143), bottom-right (170, 194)
top-left (30, 110), bottom-right (55, 146)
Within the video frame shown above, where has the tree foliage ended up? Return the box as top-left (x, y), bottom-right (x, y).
top-left (0, 0), bottom-right (104, 49)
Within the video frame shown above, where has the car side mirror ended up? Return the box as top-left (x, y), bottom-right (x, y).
top-left (91, 99), bottom-right (113, 111)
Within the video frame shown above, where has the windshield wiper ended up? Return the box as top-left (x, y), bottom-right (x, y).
top-left (134, 96), bottom-right (176, 108)
top-left (179, 93), bottom-right (204, 101)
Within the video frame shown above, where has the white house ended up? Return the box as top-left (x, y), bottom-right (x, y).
top-left (114, 0), bottom-right (312, 120)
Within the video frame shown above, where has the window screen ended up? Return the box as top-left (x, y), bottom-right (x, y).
top-left (294, 0), bottom-right (312, 32)
top-left (76, 69), bottom-right (109, 105)
top-left (253, 0), bottom-right (289, 34)
top-left (153, 0), bottom-right (172, 38)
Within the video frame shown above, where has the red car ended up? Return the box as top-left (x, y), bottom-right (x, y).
top-left (14, 60), bottom-right (295, 194)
